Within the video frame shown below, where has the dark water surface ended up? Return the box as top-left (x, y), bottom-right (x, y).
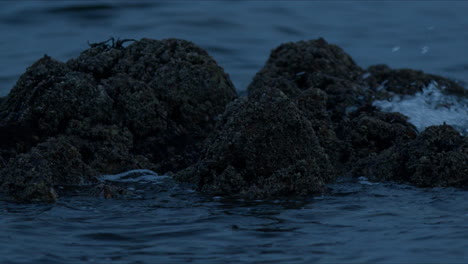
top-left (1, 1), bottom-right (468, 263)
top-left (1, 1), bottom-right (468, 96)
top-left (2, 176), bottom-right (468, 264)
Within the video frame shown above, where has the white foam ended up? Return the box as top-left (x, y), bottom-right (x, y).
top-left (373, 81), bottom-right (468, 134)
top-left (358, 176), bottom-right (379, 186)
top-left (99, 169), bottom-right (169, 183)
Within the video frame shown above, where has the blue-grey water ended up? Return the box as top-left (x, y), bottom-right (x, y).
top-left (1, 1), bottom-right (468, 263)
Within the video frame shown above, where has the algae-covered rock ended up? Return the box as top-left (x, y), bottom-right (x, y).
top-left (245, 39), bottom-right (365, 174)
top-left (353, 125), bottom-right (468, 187)
top-left (176, 88), bottom-right (336, 199)
top-left (0, 38), bottom-right (237, 202)
top-left (0, 57), bottom-right (113, 159)
top-left (70, 38), bottom-right (238, 172)
top-left (246, 39), bottom-right (423, 171)
top-left (63, 121), bottom-right (153, 174)
top-left (337, 106), bottom-right (418, 163)
top-left (293, 87), bottom-right (343, 167)
top-left (248, 38), bottom-right (371, 121)
top-left (0, 137), bottom-right (98, 203)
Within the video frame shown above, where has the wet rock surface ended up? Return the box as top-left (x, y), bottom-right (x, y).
top-left (352, 125), bottom-right (468, 187)
top-left (0, 137), bottom-right (98, 202)
top-left (0, 38), bottom-right (237, 202)
top-left (337, 105), bottom-right (418, 164)
top-left (175, 88), bottom-right (336, 199)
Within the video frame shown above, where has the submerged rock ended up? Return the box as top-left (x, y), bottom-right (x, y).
top-left (0, 38), bottom-right (237, 202)
top-left (353, 125), bottom-right (468, 187)
top-left (176, 88), bottom-right (336, 199)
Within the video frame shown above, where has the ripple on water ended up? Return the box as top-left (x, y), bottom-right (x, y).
top-left (1, 177), bottom-right (468, 263)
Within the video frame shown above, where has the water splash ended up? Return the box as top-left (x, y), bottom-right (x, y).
top-left (358, 176), bottom-right (379, 186)
top-left (99, 169), bottom-right (169, 183)
top-left (373, 81), bottom-right (468, 134)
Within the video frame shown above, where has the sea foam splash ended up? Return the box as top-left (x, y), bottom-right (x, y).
top-left (373, 81), bottom-right (468, 135)
top-left (99, 169), bottom-right (169, 183)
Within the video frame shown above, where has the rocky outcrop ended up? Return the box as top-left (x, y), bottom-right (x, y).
top-left (0, 38), bottom-right (237, 202)
top-left (352, 125), bottom-right (468, 187)
top-left (1, 37), bottom-right (466, 202)
top-left (248, 38), bottom-right (371, 122)
top-left (176, 88), bottom-right (336, 199)
top-left (245, 38), bottom-right (466, 188)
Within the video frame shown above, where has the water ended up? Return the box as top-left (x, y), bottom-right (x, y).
top-left (1, 1), bottom-right (468, 263)
top-left (1, 1), bottom-right (468, 96)
top-left (2, 175), bottom-right (468, 264)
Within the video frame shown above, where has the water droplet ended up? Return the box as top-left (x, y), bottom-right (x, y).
top-left (421, 46), bottom-right (429, 54)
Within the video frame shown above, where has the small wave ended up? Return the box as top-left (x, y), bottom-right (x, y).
top-left (99, 169), bottom-right (169, 183)
top-left (358, 176), bottom-right (379, 186)
top-left (373, 81), bottom-right (468, 134)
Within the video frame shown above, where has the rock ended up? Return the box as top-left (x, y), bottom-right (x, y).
top-left (248, 38), bottom-right (371, 121)
top-left (0, 38), bottom-right (237, 202)
top-left (0, 56), bottom-right (116, 162)
top-left (352, 125), bottom-right (468, 187)
top-left (63, 121), bottom-right (153, 174)
top-left (293, 87), bottom-right (342, 168)
top-left (175, 88), bottom-right (336, 199)
top-left (337, 105), bottom-right (418, 164)
top-left (0, 137), bottom-right (98, 203)
top-left (246, 38), bottom-right (420, 172)
top-left (364, 64), bottom-right (467, 98)
top-left (69, 38), bottom-right (238, 172)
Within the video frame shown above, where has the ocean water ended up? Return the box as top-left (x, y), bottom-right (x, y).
top-left (1, 1), bottom-right (468, 263)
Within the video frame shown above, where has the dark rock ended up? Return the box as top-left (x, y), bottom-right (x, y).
top-left (353, 125), bottom-right (468, 187)
top-left (293, 87), bottom-right (342, 167)
top-left (337, 105), bottom-right (418, 164)
top-left (364, 64), bottom-right (467, 98)
top-left (246, 39), bottom-right (421, 172)
top-left (0, 56), bottom-right (114, 159)
top-left (175, 88), bottom-right (336, 199)
top-left (71, 38), bottom-right (238, 172)
top-left (0, 38), bottom-right (237, 202)
top-left (248, 38), bottom-right (371, 121)
top-left (63, 121), bottom-right (153, 174)
top-left (0, 137), bottom-right (98, 203)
